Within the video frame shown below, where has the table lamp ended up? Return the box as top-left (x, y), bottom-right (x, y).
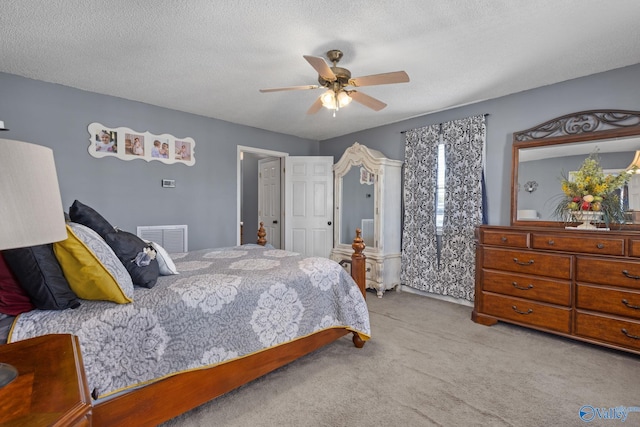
top-left (0, 137), bottom-right (67, 387)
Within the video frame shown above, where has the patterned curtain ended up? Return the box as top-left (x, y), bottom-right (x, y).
top-left (401, 115), bottom-right (486, 301)
top-left (440, 115), bottom-right (486, 300)
top-left (400, 124), bottom-right (440, 291)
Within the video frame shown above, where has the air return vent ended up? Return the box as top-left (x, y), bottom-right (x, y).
top-left (136, 225), bottom-right (188, 253)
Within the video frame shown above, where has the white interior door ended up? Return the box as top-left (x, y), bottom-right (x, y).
top-left (258, 157), bottom-right (281, 248)
top-left (284, 156), bottom-right (334, 257)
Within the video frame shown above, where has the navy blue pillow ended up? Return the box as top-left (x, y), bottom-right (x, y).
top-left (68, 200), bottom-right (115, 239)
top-left (3, 245), bottom-right (80, 310)
top-left (103, 230), bottom-right (159, 289)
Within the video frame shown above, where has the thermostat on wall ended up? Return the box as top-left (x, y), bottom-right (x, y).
top-left (162, 179), bottom-right (175, 188)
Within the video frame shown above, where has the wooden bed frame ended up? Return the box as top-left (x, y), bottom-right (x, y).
top-left (91, 224), bottom-right (368, 426)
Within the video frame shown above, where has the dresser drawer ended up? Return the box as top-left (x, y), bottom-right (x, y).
top-left (482, 270), bottom-right (570, 306)
top-left (576, 257), bottom-right (640, 290)
top-left (481, 293), bottom-right (571, 333)
top-left (575, 312), bottom-right (640, 351)
top-left (531, 233), bottom-right (624, 256)
top-left (482, 247), bottom-right (571, 279)
top-left (576, 284), bottom-right (640, 320)
top-left (482, 230), bottom-right (528, 248)
top-left (628, 239), bottom-right (640, 258)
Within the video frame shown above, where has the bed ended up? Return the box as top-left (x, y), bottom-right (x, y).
top-left (3, 208), bottom-right (370, 426)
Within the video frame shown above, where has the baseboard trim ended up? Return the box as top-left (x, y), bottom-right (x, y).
top-left (399, 285), bottom-right (474, 307)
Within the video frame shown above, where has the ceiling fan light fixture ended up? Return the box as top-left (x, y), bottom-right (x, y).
top-left (320, 90), bottom-right (352, 110)
top-left (320, 90), bottom-right (337, 109)
top-left (337, 91), bottom-right (352, 107)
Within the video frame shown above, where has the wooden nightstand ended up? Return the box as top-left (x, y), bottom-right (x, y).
top-left (0, 334), bottom-right (92, 426)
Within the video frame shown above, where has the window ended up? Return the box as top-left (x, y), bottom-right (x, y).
top-left (436, 143), bottom-right (445, 234)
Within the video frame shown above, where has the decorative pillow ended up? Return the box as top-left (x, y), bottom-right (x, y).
top-left (103, 230), bottom-right (160, 288)
top-left (53, 224), bottom-right (133, 304)
top-left (148, 241), bottom-right (179, 275)
top-left (68, 200), bottom-right (115, 238)
top-left (2, 245), bottom-right (80, 310)
top-left (67, 222), bottom-right (135, 297)
top-left (0, 253), bottom-right (35, 315)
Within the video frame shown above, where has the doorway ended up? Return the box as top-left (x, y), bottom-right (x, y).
top-left (237, 146), bottom-right (287, 247)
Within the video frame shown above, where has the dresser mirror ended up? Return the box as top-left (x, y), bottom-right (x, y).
top-left (511, 110), bottom-right (640, 228)
top-left (339, 166), bottom-right (376, 246)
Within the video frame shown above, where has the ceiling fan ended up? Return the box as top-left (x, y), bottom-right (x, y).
top-left (259, 49), bottom-right (409, 115)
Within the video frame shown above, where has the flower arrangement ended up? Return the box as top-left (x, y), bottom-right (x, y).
top-left (553, 152), bottom-right (634, 226)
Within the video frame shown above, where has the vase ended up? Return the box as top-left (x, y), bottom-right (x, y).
top-left (570, 211), bottom-right (604, 230)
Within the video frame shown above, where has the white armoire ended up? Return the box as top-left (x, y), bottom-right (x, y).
top-left (330, 142), bottom-right (403, 297)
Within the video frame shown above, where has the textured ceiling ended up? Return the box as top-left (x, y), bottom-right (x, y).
top-left (2, 1), bottom-right (640, 141)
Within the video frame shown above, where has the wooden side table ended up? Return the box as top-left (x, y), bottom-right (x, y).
top-left (0, 334), bottom-right (92, 426)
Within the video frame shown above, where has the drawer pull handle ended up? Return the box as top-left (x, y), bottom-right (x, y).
top-left (596, 243), bottom-right (605, 249)
top-left (622, 270), bottom-right (640, 280)
top-left (512, 305), bottom-right (533, 315)
top-left (622, 299), bottom-right (640, 310)
top-left (513, 258), bottom-right (534, 266)
top-left (547, 240), bottom-right (555, 246)
top-left (621, 328), bottom-right (640, 340)
top-left (501, 236), bottom-right (508, 242)
top-left (512, 281), bottom-right (533, 290)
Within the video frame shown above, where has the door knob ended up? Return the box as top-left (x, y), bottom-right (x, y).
top-left (327, 221), bottom-right (332, 225)
top-left (273, 220), bottom-right (278, 224)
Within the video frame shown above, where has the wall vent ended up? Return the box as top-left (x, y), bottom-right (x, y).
top-left (137, 225), bottom-right (188, 253)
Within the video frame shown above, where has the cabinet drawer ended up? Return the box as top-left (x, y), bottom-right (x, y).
top-left (575, 312), bottom-right (640, 351)
top-left (629, 239), bottom-right (640, 258)
top-left (576, 284), bottom-right (640, 320)
top-left (531, 233), bottom-right (624, 256)
top-left (482, 230), bottom-right (528, 248)
top-left (482, 270), bottom-right (570, 306)
top-left (576, 257), bottom-right (640, 290)
top-left (482, 247), bottom-right (571, 279)
top-left (481, 293), bottom-right (571, 333)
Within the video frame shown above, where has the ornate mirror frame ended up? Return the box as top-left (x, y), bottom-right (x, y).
top-left (333, 142), bottom-right (383, 253)
top-left (511, 110), bottom-right (640, 228)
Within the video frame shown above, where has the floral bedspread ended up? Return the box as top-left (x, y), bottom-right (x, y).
top-left (9, 245), bottom-right (370, 400)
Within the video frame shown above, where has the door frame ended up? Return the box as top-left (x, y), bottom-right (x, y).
top-left (237, 145), bottom-right (288, 246)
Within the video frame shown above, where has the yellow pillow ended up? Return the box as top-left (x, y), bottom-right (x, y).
top-left (53, 225), bottom-right (132, 304)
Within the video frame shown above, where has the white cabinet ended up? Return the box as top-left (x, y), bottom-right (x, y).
top-left (330, 142), bottom-right (403, 297)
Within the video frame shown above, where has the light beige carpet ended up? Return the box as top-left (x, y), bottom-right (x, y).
top-left (162, 291), bottom-right (640, 427)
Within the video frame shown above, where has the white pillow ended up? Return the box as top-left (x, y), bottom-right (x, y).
top-left (148, 241), bottom-right (179, 275)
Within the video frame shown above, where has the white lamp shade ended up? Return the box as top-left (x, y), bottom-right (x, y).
top-left (0, 139), bottom-right (67, 250)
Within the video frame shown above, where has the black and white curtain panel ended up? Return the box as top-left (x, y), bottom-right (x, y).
top-left (401, 115), bottom-right (486, 301)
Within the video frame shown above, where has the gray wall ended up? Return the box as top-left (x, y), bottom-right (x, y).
top-left (0, 73), bottom-right (318, 250)
top-left (319, 63), bottom-right (640, 227)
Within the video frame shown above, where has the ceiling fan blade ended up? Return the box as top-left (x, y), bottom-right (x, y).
top-left (259, 85), bottom-right (320, 93)
top-left (306, 97), bottom-right (324, 115)
top-left (349, 71), bottom-right (409, 87)
top-left (349, 91), bottom-right (387, 111)
top-left (303, 55), bottom-right (336, 81)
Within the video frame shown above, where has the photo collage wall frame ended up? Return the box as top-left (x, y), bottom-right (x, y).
top-left (87, 123), bottom-right (196, 166)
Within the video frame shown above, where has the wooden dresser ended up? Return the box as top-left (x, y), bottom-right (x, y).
top-left (473, 225), bottom-right (640, 355)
